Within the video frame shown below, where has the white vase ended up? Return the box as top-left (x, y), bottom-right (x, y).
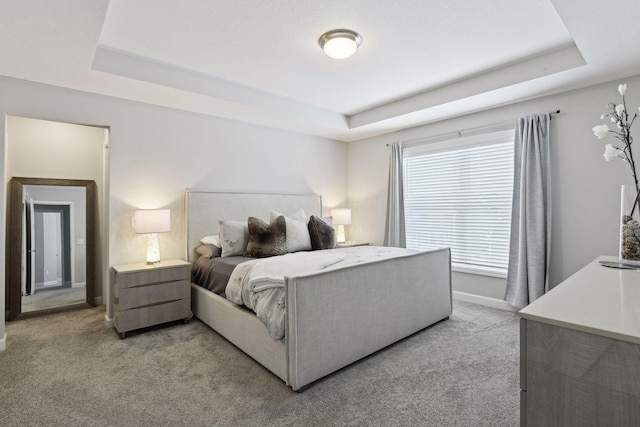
top-left (619, 184), bottom-right (640, 263)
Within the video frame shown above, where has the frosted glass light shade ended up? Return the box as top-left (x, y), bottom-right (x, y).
top-left (319, 29), bottom-right (361, 59)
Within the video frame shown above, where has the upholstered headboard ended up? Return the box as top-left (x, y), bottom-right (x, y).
top-left (184, 190), bottom-right (322, 263)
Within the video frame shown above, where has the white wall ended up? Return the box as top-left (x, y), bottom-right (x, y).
top-left (348, 74), bottom-right (640, 303)
top-left (0, 76), bottom-right (348, 347)
top-left (7, 116), bottom-right (106, 303)
top-left (4, 70), bottom-right (634, 346)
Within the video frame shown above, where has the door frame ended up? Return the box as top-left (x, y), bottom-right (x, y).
top-left (6, 177), bottom-right (97, 321)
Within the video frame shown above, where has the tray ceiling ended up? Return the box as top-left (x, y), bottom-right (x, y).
top-left (1, 0), bottom-right (639, 141)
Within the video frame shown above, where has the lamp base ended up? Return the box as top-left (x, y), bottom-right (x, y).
top-left (146, 233), bottom-right (161, 264)
top-left (336, 224), bottom-right (346, 244)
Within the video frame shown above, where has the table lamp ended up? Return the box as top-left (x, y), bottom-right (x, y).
top-left (134, 209), bottom-right (170, 264)
top-left (331, 208), bottom-right (351, 244)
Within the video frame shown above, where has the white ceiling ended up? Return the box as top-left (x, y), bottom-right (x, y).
top-left (1, 0), bottom-right (639, 141)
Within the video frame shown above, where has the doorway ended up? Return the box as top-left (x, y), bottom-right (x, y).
top-left (22, 195), bottom-right (85, 313)
top-left (6, 178), bottom-right (97, 320)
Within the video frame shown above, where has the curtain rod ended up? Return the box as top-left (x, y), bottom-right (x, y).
top-left (387, 110), bottom-right (560, 147)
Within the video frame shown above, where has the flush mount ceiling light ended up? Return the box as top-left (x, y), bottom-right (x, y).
top-left (318, 29), bottom-right (362, 59)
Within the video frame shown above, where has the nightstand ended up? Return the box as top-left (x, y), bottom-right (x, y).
top-left (113, 259), bottom-right (191, 338)
top-left (337, 241), bottom-right (369, 248)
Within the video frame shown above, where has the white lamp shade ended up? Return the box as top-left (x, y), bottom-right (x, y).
top-left (331, 208), bottom-right (351, 225)
top-left (134, 209), bottom-right (171, 234)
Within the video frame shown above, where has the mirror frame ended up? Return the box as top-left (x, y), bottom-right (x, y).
top-left (5, 177), bottom-right (98, 321)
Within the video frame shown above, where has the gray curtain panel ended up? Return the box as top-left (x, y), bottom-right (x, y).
top-left (504, 114), bottom-right (551, 309)
top-left (384, 142), bottom-right (406, 248)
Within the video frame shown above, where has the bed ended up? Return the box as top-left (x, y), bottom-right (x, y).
top-left (185, 190), bottom-right (452, 391)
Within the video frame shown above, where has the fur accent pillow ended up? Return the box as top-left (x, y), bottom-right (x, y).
top-left (243, 216), bottom-right (287, 258)
top-left (270, 208), bottom-right (312, 252)
top-left (195, 244), bottom-right (221, 258)
top-left (308, 215), bottom-right (337, 250)
top-left (218, 219), bottom-right (249, 257)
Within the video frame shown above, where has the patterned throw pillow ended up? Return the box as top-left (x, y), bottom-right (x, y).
top-left (218, 219), bottom-right (249, 257)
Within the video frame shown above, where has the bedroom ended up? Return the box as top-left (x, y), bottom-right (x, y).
top-left (1, 0), bottom-right (639, 424)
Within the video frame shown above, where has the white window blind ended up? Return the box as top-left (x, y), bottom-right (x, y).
top-left (403, 129), bottom-right (514, 277)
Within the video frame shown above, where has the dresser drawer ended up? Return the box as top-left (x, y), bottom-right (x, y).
top-left (115, 298), bottom-right (191, 334)
top-left (117, 279), bottom-right (189, 311)
top-left (115, 265), bottom-right (190, 288)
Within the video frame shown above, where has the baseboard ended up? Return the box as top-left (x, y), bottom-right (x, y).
top-left (36, 280), bottom-right (59, 288)
top-left (452, 291), bottom-right (516, 311)
top-left (104, 314), bottom-right (113, 329)
top-left (72, 282), bottom-right (86, 288)
top-left (0, 333), bottom-right (6, 352)
top-left (94, 296), bottom-right (103, 306)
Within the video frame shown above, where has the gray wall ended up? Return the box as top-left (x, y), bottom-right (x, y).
top-left (348, 74), bottom-right (640, 303)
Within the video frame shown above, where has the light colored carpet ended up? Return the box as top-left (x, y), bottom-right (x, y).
top-left (0, 300), bottom-right (519, 426)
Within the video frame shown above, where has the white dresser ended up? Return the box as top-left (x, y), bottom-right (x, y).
top-left (518, 256), bottom-right (640, 426)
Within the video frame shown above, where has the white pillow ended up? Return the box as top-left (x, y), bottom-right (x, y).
top-left (218, 220), bottom-right (249, 257)
top-left (270, 208), bottom-right (312, 252)
top-left (200, 234), bottom-right (221, 247)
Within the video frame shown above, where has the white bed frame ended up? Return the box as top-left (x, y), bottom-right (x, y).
top-left (185, 190), bottom-right (452, 390)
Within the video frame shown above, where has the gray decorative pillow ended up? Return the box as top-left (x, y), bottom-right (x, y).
top-left (243, 216), bottom-right (287, 258)
top-left (308, 215), bottom-right (336, 250)
top-left (219, 219), bottom-right (249, 257)
top-left (195, 244), bottom-right (221, 258)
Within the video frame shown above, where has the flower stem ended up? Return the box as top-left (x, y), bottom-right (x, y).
top-left (617, 93), bottom-right (640, 216)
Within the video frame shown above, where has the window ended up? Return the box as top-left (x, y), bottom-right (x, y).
top-left (403, 129), bottom-right (514, 278)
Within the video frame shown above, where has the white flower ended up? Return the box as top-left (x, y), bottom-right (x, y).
top-left (616, 104), bottom-right (625, 116)
top-left (601, 114), bottom-right (607, 119)
top-left (619, 84), bottom-right (627, 96)
top-left (603, 144), bottom-right (622, 161)
top-left (593, 124), bottom-right (610, 139)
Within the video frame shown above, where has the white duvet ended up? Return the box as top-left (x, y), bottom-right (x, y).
top-left (225, 246), bottom-right (419, 341)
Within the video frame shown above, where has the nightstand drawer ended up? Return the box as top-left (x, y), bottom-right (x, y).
top-left (117, 279), bottom-right (189, 310)
top-left (111, 259), bottom-right (192, 338)
top-left (116, 265), bottom-right (190, 288)
top-left (115, 298), bottom-right (191, 333)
